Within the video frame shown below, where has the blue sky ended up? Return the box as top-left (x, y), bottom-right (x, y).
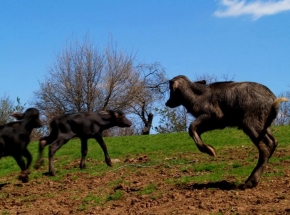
top-left (1, 0), bottom-right (290, 106)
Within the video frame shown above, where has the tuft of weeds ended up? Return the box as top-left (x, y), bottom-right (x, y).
top-left (82, 194), bottom-right (103, 205)
top-left (106, 190), bottom-right (123, 201)
top-left (138, 183), bottom-right (158, 195)
top-left (77, 204), bottom-right (86, 212)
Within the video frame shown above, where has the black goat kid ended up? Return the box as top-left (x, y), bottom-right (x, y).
top-left (0, 108), bottom-right (42, 182)
top-left (35, 110), bottom-right (132, 176)
top-left (166, 75), bottom-right (288, 189)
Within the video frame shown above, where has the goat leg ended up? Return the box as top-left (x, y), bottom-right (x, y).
top-left (79, 138), bottom-right (88, 169)
top-left (35, 138), bottom-right (48, 169)
top-left (241, 126), bottom-right (272, 189)
top-left (95, 136), bottom-right (113, 167)
top-left (189, 119), bottom-right (217, 157)
top-left (48, 138), bottom-right (68, 176)
top-left (241, 143), bottom-right (270, 189)
top-left (13, 155), bottom-right (29, 182)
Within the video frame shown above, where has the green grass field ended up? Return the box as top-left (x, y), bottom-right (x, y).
top-left (0, 125), bottom-right (289, 214)
top-left (0, 125), bottom-right (289, 184)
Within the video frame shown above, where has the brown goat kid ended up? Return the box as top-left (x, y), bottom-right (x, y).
top-left (34, 110), bottom-right (132, 176)
top-left (0, 108), bottom-right (42, 182)
top-left (166, 75), bottom-right (288, 189)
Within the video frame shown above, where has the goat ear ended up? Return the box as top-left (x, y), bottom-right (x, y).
top-left (170, 80), bottom-right (178, 90)
top-left (173, 81), bottom-right (178, 89)
top-left (10, 112), bottom-right (24, 120)
top-left (114, 111), bottom-right (124, 118)
top-left (114, 112), bottom-right (119, 118)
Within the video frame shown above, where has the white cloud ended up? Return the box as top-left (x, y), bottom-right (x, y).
top-left (214, 0), bottom-right (290, 20)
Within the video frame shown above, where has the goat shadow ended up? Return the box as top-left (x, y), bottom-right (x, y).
top-left (177, 180), bottom-right (241, 191)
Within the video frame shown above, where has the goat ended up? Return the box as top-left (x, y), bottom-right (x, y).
top-left (166, 75), bottom-right (288, 189)
top-left (0, 108), bottom-right (42, 182)
top-left (34, 110), bottom-right (132, 176)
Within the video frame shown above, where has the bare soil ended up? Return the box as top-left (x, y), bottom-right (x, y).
top-left (1, 151), bottom-right (290, 215)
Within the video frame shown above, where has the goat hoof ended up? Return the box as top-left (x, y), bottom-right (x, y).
top-left (240, 180), bottom-right (258, 190)
top-left (79, 164), bottom-right (86, 169)
top-left (18, 174), bottom-right (29, 183)
top-left (21, 176), bottom-right (29, 183)
top-left (34, 160), bottom-right (44, 169)
top-left (198, 144), bottom-right (216, 157)
top-left (106, 160), bottom-right (113, 167)
top-left (207, 145), bottom-right (216, 157)
top-left (49, 172), bottom-right (55, 176)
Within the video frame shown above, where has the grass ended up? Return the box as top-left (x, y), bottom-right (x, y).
top-left (106, 190), bottom-right (124, 201)
top-left (138, 183), bottom-right (158, 195)
top-left (0, 125), bottom-right (289, 182)
top-left (0, 125), bottom-right (289, 214)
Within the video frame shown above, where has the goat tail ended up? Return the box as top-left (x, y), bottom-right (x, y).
top-left (272, 97), bottom-right (289, 107)
top-left (265, 97), bottom-right (289, 128)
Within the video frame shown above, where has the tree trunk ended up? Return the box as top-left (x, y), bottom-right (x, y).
top-left (142, 113), bottom-right (153, 135)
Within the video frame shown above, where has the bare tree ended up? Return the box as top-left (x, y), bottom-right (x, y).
top-left (130, 62), bottom-right (168, 135)
top-left (100, 43), bottom-right (140, 110)
top-left (35, 37), bottom-right (103, 117)
top-left (34, 36), bottom-right (140, 135)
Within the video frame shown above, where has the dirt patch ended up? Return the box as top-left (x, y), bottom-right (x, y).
top-left (1, 153), bottom-right (290, 215)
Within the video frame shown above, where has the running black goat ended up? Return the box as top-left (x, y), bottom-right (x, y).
top-left (35, 110), bottom-right (132, 176)
top-left (166, 75), bottom-right (288, 189)
top-left (0, 108), bottom-right (42, 182)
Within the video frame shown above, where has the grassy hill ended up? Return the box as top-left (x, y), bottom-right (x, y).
top-left (0, 126), bottom-right (290, 214)
top-left (1, 125), bottom-right (289, 184)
